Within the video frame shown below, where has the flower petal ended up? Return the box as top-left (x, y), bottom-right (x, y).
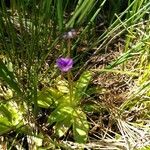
top-left (56, 57), bottom-right (73, 72)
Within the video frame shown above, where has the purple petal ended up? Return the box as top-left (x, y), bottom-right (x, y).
top-left (56, 57), bottom-right (73, 72)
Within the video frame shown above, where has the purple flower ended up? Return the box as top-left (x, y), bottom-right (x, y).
top-left (56, 57), bottom-right (73, 72)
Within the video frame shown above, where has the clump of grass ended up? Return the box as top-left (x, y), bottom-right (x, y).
top-left (0, 0), bottom-right (150, 149)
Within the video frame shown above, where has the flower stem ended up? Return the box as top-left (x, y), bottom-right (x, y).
top-left (67, 38), bottom-right (73, 104)
top-left (67, 39), bottom-right (71, 57)
top-left (67, 70), bottom-right (73, 104)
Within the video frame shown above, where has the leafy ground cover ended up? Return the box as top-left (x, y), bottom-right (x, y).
top-left (0, 0), bottom-right (150, 149)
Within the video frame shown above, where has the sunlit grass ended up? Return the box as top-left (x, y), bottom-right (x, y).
top-left (0, 0), bottom-right (150, 149)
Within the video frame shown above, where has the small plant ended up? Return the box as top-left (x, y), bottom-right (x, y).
top-left (38, 33), bottom-right (92, 142)
top-left (38, 70), bottom-right (92, 143)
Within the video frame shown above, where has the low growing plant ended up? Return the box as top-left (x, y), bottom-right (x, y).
top-left (38, 70), bottom-right (92, 143)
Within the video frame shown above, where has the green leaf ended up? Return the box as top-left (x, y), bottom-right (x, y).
top-left (56, 76), bottom-right (69, 93)
top-left (47, 88), bottom-right (65, 104)
top-left (137, 146), bottom-right (150, 150)
top-left (0, 104), bottom-right (12, 122)
top-left (7, 101), bottom-right (23, 126)
top-left (66, 0), bottom-right (95, 27)
top-left (74, 71), bottom-right (92, 103)
top-left (37, 87), bottom-right (65, 108)
top-left (0, 60), bottom-right (22, 96)
top-left (0, 117), bottom-right (12, 135)
top-left (48, 106), bottom-right (73, 125)
top-left (48, 106), bottom-right (73, 137)
top-left (83, 104), bottom-right (100, 113)
top-left (37, 88), bottom-right (53, 108)
top-left (56, 0), bottom-right (63, 31)
top-left (0, 101), bottom-right (23, 128)
top-left (55, 118), bottom-right (72, 137)
top-left (73, 110), bottom-right (89, 143)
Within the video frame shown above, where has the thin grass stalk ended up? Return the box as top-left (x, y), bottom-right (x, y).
top-left (56, 0), bottom-right (63, 32)
top-left (124, 0), bottom-right (148, 58)
top-left (93, 1), bottom-right (150, 53)
top-left (76, 0), bottom-right (95, 25)
top-left (72, 0), bottom-right (107, 51)
top-left (66, 0), bottom-right (94, 28)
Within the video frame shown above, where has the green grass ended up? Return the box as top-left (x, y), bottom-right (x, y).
top-left (0, 0), bottom-right (150, 149)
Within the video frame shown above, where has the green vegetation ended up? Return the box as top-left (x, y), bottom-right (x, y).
top-left (0, 0), bottom-right (150, 149)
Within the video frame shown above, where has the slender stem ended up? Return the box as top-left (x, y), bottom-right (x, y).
top-left (67, 39), bottom-right (71, 57)
top-left (67, 70), bottom-right (73, 104)
top-left (67, 38), bottom-right (73, 103)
